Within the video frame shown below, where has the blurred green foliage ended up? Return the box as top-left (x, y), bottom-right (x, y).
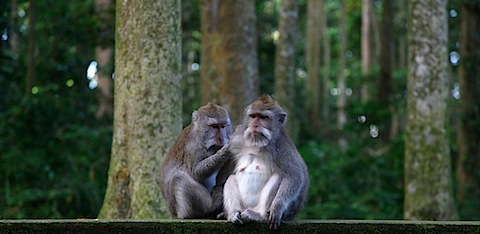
top-left (0, 0), bottom-right (479, 220)
top-left (0, 0), bottom-right (110, 218)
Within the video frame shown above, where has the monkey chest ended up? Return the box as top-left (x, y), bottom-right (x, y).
top-left (235, 155), bottom-right (271, 201)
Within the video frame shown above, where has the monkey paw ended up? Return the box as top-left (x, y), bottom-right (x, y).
top-left (228, 211), bottom-right (244, 225)
top-left (268, 211), bottom-right (282, 230)
top-left (216, 211), bottom-right (226, 220)
top-left (240, 209), bottom-right (266, 223)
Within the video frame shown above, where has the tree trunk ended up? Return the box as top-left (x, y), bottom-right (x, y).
top-left (320, 0), bottom-right (330, 123)
top-left (98, 0), bottom-right (182, 219)
top-left (200, 0), bottom-right (259, 125)
top-left (94, 0), bottom-right (114, 119)
top-left (9, 0), bottom-right (19, 54)
top-left (404, 0), bottom-right (457, 220)
top-left (456, 1), bottom-right (480, 213)
top-left (396, 0), bottom-right (408, 70)
top-left (360, 0), bottom-right (372, 103)
top-left (378, 0), bottom-right (393, 141)
top-left (337, 0), bottom-right (347, 149)
top-left (305, 0), bottom-right (321, 130)
top-left (274, 0), bottom-right (298, 143)
top-left (26, 0), bottom-right (35, 95)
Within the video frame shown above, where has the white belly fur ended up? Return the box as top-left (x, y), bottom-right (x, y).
top-left (235, 151), bottom-right (271, 208)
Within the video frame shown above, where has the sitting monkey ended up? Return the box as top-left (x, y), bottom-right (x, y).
top-left (218, 95), bottom-right (309, 229)
top-left (159, 103), bottom-right (232, 218)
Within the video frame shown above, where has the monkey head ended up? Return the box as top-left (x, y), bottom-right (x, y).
top-left (242, 95), bottom-right (287, 147)
top-left (192, 102), bottom-right (233, 151)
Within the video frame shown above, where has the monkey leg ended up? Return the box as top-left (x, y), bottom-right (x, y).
top-left (171, 170), bottom-right (214, 219)
top-left (240, 174), bottom-right (281, 223)
top-left (223, 175), bottom-right (244, 224)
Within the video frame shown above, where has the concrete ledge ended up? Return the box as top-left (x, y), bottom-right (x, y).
top-left (1, 219), bottom-right (480, 234)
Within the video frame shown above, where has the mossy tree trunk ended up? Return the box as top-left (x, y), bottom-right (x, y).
top-left (200, 0), bottom-right (259, 125)
top-left (456, 1), bottom-right (480, 216)
top-left (404, 0), bottom-right (457, 220)
top-left (98, 0), bottom-right (182, 219)
top-left (274, 0), bottom-right (298, 143)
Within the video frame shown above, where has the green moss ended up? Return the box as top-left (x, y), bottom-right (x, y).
top-left (1, 220), bottom-right (480, 234)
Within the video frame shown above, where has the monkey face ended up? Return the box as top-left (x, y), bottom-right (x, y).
top-left (243, 110), bottom-right (274, 147)
top-left (204, 120), bottom-right (231, 150)
top-left (192, 103), bottom-right (233, 151)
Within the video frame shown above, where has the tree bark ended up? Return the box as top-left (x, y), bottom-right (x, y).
top-left (94, 0), bottom-right (114, 119)
top-left (456, 1), bottom-right (480, 211)
top-left (274, 0), bottom-right (298, 143)
top-left (305, 0), bottom-right (321, 130)
top-left (404, 0), bottom-right (457, 221)
top-left (200, 0), bottom-right (259, 125)
top-left (98, 0), bottom-right (181, 219)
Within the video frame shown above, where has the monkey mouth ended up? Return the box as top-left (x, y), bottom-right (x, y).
top-left (206, 141), bottom-right (224, 152)
top-left (244, 128), bottom-right (271, 147)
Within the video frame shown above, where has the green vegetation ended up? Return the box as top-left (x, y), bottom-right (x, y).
top-left (1, 0), bottom-right (479, 220)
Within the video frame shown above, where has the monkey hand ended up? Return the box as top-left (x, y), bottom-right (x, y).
top-left (218, 142), bottom-right (231, 154)
top-left (267, 210), bottom-right (282, 230)
top-left (216, 211), bottom-right (226, 220)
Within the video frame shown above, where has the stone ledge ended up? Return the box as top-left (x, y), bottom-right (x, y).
top-left (1, 219), bottom-right (480, 234)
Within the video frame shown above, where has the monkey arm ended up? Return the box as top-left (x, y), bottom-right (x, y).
top-left (193, 144), bottom-right (232, 180)
top-left (267, 169), bottom-right (306, 229)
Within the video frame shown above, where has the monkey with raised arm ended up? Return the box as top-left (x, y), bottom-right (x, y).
top-left (218, 95), bottom-right (309, 229)
top-left (159, 103), bottom-right (233, 219)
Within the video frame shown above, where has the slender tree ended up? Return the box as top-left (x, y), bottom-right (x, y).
top-left (274, 0), bottom-right (298, 142)
top-left (305, 0), bottom-right (321, 130)
top-left (200, 0), bottom-right (258, 124)
top-left (94, 0), bottom-right (114, 119)
top-left (378, 0), bottom-right (393, 141)
top-left (26, 0), bottom-right (35, 95)
top-left (360, 0), bottom-right (373, 103)
top-left (404, 0), bottom-right (457, 220)
top-left (98, 0), bottom-right (181, 219)
top-left (9, 0), bottom-right (19, 54)
top-left (456, 0), bottom-right (480, 213)
top-left (337, 0), bottom-right (347, 149)
top-left (320, 0), bottom-right (330, 122)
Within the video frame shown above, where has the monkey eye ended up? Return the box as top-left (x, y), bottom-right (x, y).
top-left (210, 124), bottom-right (220, 129)
top-left (249, 113), bottom-right (268, 119)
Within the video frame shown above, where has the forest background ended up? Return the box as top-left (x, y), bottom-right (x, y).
top-left (1, 0), bottom-right (480, 221)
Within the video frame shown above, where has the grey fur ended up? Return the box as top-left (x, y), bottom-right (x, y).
top-left (159, 103), bottom-right (232, 219)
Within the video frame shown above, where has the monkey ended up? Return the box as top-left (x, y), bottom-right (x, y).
top-left (218, 95), bottom-right (309, 229)
top-left (159, 102), bottom-right (233, 219)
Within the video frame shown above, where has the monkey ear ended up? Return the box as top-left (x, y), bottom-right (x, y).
top-left (192, 111), bottom-right (199, 124)
top-left (278, 112), bottom-right (287, 124)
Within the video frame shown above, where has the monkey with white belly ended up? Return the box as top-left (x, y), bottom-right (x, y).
top-left (218, 95), bottom-right (309, 230)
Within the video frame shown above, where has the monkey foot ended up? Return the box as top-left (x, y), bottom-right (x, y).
top-left (240, 209), bottom-right (266, 223)
top-left (228, 211), bottom-right (244, 225)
